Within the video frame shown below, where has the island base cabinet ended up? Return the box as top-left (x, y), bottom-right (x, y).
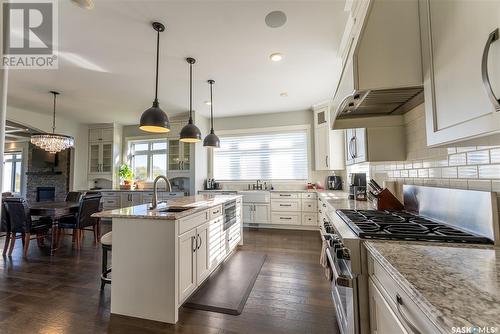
top-left (195, 222), bottom-right (210, 285)
top-left (368, 279), bottom-right (409, 334)
top-left (178, 229), bottom-right (197, 303)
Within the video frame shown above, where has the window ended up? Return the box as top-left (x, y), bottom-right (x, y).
top-left (128, 139), bottom-right (167, 181)
top-left (213, 130), bottom-right (308, 180)
top-left (3, 152), bottom-right (22, 193)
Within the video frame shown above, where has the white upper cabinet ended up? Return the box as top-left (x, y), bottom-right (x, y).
top-left (419, 0), bottom-right (500, 146)
top-left (313, 105), bottom-right (345, 171)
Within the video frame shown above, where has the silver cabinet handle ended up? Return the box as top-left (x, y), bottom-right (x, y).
top-left (280, 217), bottom-right (292, 220)
top-left (197, 234), bottom-right (202, 250)
top-left (192, 236), bottom-right (197, 253)
top-left (482, 28), bottom-right (500, 112)
top-left (326, 155), bottom-right (329, 168)
top-left (279, 204), bottom-right (292, 207)
top-left (349, 137), bottom-right (356, 159)
top-left (396, 294), bottom-right (422, 334)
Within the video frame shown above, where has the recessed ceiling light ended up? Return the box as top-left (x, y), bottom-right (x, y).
top-left (265, 11), bottom-right (287, 28)
top-left (204, 101), bottom-right (212, 105)
top-left (280, 92), bottom-right (288, 97)
top-left (270, 53), bottom-right (283, 62)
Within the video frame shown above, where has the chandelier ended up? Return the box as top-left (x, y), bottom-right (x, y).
top-left (31, 91), bottom-right (74, 154)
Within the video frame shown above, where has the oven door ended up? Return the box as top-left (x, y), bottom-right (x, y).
top-left (326, 248), bottom-right (357, 334)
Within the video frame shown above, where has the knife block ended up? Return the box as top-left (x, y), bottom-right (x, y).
top-left (375, 188), bottom-right (404, 211)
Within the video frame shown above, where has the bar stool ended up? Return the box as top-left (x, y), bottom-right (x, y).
top-left (100, 231), bottom-right (112, 289)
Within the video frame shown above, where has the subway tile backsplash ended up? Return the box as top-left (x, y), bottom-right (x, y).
top-left (347, 104), bottom-right (500, 195)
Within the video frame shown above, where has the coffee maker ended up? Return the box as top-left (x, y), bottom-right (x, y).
top-left (327, 175), bottom-right (343, 190)
top-left (349, 173), bottom-right (367, 200)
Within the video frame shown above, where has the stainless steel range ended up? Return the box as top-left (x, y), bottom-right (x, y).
top-left (320, 185), bottom-right (499, 334)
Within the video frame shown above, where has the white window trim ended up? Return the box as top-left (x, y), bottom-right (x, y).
top-left (3, 150), bottom-right (23, 194)
top-left (127, 138), bottom-right (168, 181)
top-left (209, 124), bottom-right (312, 182)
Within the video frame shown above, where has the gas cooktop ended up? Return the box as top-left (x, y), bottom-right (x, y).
top-left (337, 209), bottom-right (493, 244)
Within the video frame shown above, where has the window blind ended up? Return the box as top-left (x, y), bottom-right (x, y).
top-left (213, 131), bottom-right (308, 180)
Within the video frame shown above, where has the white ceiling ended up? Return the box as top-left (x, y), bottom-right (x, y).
top-left (7, 0), bottom-right (348, 125)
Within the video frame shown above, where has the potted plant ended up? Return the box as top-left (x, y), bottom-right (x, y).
top-left (119, 164), bottom-right (134, 190)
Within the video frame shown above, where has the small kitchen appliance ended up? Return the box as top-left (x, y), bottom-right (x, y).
top-left (348, 173), bottom-right (366, 200)
top-left (327, 175), bottom-right (343, 190)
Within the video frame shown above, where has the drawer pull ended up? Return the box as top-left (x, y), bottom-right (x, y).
top-left (280, 217), bottom-right (292, 220)
top-left (280, 194), bottom-right (291, 197)
top-left (279, 204), bottom-right (292, 207)
top-left (396, 294), bottom-right (422, 334)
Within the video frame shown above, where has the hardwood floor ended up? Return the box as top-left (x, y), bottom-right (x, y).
top-left (0, 226), bottom-right (339, 334)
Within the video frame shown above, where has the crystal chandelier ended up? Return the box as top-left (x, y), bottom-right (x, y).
top-left (31, 91), bottom-right (74, 154)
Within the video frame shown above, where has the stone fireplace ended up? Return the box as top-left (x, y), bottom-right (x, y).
top-left (26, 144), bottom-right (71, 203)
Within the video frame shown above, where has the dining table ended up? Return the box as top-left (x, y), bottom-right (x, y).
top-left (29, 201), bottom-right (80, 254)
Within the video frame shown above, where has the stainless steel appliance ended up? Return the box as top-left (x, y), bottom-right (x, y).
top-left (348, 173), bottom-right (366, 200)
top-left (327, 175), bottom-right (343, 190)
top-left (320, 185), bottom-right (498, 334)
top-left (222, 199), bottom-right (237, 231)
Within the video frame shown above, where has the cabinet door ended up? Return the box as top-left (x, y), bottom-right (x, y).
top-left (178, 229), bottom-right (197, 302)
top-left (181, 142), bottom-right (191, 170)
top-left (420, 0), bottom-right (500, 146)
top-left (100, 128), bottom-right (114, 142)
top-left (196, 222), bottom-right (210, 284)
top-left (242, 204), bottom-right (252, 224)
top-left (208, 217), bottom-right (223, 269)
top-left (345, 129), bottom-right (355, 165)
top-left (89, 143), bottom-right (100, 173)
top-left (253, 204), bottom-right (270, 224)
top-left (354, 128), bottom-right (366, 164)
top-left (368, 279), bottom-right (409, 334)
top-left (89, 128), bottom-right (102, 142)
top-left (101, 143), bottom-right (113, 173)
top-left (168, 140), bottom-right (181, 171)
top-left (315, 125), bottom-right (329, 170)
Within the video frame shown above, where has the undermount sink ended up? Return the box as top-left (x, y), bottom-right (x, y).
top-left (158, 206), bottom-right (194, 213)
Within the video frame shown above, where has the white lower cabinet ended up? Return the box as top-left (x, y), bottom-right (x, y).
top-left (178, 229), bottom-right (197, 302)
top-left (243, 203), bottom-right (270, 224)
top-left (120, 192), bottom-right (142, 208)
top-left (367, 248), bottom-right (441, 334)
top-left (178, 205), bottom-right (242, 304)
top-left (195, 222), bottom-right (210, 284)
top-left (368, 279), bottom-right (409, 334)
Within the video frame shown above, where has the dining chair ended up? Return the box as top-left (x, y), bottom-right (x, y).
top-left (3, 198), bottom-right (52, 257)
top-left (65, 191), bottom-right (83, 203)
top-left (1, 200), bottom-right (11, 256)
top-left (57, 194), bottom-right (102, 249)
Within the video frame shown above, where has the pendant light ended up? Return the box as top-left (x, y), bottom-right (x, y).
top-left (31, 91), bottom-right (74, 154)
top-left (203, 80), bottom-right (220, 148)
top-left (179, 57), bottom-right (202, 143)
top-left (139, 22), bottom-right (170, 133)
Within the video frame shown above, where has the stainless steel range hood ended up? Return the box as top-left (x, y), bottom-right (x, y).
top-left (330, 0), bottom-right (423, 123)
top-left (337, 86), bottom-right (424, 119)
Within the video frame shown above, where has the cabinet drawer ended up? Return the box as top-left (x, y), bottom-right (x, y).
top-left (271, 199), bottom-right (300, 212)
top-left (102, 197), bottom-right (120, 209)
top-left (367, 251), bottom-right (440, 334)
top-left (302, 213), bottom-right (318, 226)
top-left (178, 210), bottom-right (209, 235)
top-left (161, 192), bottom-right (185, 199)
top-left (301, 199), bottom-right (317, 212)
top-left (102, 192), bottom-right (117, 197)
top-left (271, 192), bottom-right (299, 199)
top-left (271, 212), bottom-right (301, 225)
top-left (300, 192), bottom-right (317, 199)
top-left (209, 205), bottom-right (222, 219)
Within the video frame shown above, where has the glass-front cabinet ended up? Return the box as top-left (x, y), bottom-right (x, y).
top-left (88, 142), bottom-right (113, 174)
top-left (168, 140), bottom-right (191, 172)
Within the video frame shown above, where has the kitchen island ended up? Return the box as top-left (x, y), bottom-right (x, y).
top-left (94, 194), bottom-right (243, 324)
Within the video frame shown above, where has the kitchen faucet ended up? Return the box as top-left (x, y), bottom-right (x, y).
top-left (150, 175), bottom-right (172, 209)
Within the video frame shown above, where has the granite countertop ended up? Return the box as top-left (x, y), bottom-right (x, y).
top-left (89, 189), bottom-right (185, 192)
top-left (318, 191), bottom-right (373, 210)
top-left (365, 241), bottom-right (500, 332)
top-left (93, 194), bottom-right (242, 220)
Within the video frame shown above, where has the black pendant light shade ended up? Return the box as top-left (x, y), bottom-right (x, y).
top-left (139, 22), bottom-right (170, 133)
top-left (203, 79), bottom-right (220, 148)
top-left (180, 57), bottom-right (202, 143)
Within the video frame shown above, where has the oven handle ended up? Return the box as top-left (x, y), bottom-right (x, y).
top-left (326, 248), bottom-right (354, 288)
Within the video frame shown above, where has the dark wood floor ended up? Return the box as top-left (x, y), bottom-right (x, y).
top-left (0, 225), bottom-right (338, 334)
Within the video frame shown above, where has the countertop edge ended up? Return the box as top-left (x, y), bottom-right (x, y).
top-left (364, 241), bottom-right (449, 333)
